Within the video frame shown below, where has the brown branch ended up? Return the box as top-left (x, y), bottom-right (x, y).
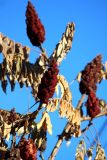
top-left (81, 110), bottom-right (107, 121)
top-left (48, 95), bottom-right (107, 160)
top-left (48, 122), bottom-right (71, 160)
top-left (76, 94), bottom-right (86, 109)
top-left (48, 94), bottom-right (86, 160)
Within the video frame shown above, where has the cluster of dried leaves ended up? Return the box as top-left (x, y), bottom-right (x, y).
top-left (76, 140), bottom-right (106, 160)
top-left (0, 32), bottom-right (47, 98)
top-left (0, 20), bottom-right (76, 159)
top-left (0, 2), bottom-right (107, 158)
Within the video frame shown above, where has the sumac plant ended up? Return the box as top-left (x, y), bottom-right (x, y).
top-left (0, 1), bottom-right (107, 160)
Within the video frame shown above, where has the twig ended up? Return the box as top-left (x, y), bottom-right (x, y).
top-left (81, 111), bottom-right (107, 121)
top-left (12, 102), bottom-right (43, 130)
top-left (76, 94), bottom-right (86, 110)
top-left (49, 108), bottom-right (107, 160)
top-left (39, 151), bottom-right (44, 160)
top-left (48, 94), bottom-right (86, 160)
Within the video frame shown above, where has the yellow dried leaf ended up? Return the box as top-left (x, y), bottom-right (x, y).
top-left (59, 100), bottom-right (68, 118)
top-left (59, 99), bottom-right (74, 120)
top-left (95, 143), bottom-right (106, 160)
top-left (17, 127), bottom-right (24, 136)
top-left (46, 114), bottom-right (52, 135)
top-left (72, 109), bottom-right (81, 125)
top-left (38, 138), bottom-right (43, 148)
top-left (37, 112), bottom-right (46, 130)
top-left (47, 99), bottom-right (59, 112)
top-left (55, 83), bottom-right (59, 97)
top-left (37, 112), bottom-right (52, 135)
top-left (104, 61), bottom-right (107, 72)
top-left (3, 123), bottom-right (12, 141)
top-left (57, 75), bottom-right (72, 101)
top-left (99, 100), bottom-right (107, 112)
top-left (75, 140), bottom-right (86, 160)
top-left (59, 81), bottom-right (64, 98)
top-left (76, 72), bottom-right (82, 82)
top-left (86, 146), bottom-right (94, 160)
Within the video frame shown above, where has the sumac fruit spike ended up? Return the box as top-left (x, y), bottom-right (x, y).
top-left (79, 55), bottom-right (102, 94)
top-left (19, 138), bottom-right (37, 160)
top-left (85, 91), bottom-right (101, 118)
top-left (26, 1), bottom-right (45, 47)
top-left (37, 60), bottom-right (59, 104)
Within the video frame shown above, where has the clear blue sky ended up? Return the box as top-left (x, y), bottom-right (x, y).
top-left (0, 0), bottom-right (107, 159)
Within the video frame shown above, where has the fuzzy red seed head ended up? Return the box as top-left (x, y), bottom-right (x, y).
top-left (26, 1), bottom-right (45, 47)
top-left (37, 60), bottom-right (59, 104)
top-left (85, 91), bottom-right (101, 118)
top-left (19, 138), bottom-right (37, 160)
top-left (79, 55), bottom-right (102, 94)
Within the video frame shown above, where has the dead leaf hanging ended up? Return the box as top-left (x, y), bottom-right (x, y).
top-left (37, 112), bottom-right (52, 135)
top-left (86, 146), bottom-right (94, 160)
top-left (57, 75), bottom-right (72, 101)
top-left (95, 143), bottom-right (106, 160)
top-left (50, 22), bottom-right (75, 65)
top-left (46, 98), bottom-right (59, 112)
top-left (75, 140), bottom-right (86, 160)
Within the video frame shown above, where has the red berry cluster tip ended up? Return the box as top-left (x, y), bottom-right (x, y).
top-left (19, 138), bottom-right (37, 160)
top-left (79, 55), bottom-right (102, 94)
top-left (37, 60), bottom-right (59, 104)
top-left (26, 1), bottom-right (45, 46)
top-left (85, 91), bottom-right (101, 118)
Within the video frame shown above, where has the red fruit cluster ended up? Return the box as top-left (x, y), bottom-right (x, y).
top-left (26, 1), bottom-right (45, 46)
top-left (85, 91), bottom-right (101, 118)
top-left (37, 60), bottom-right (59, 104)
top-left (19, 138), bottom-right (37, 160)
top-left (79, 55), bottom-right (102, 94)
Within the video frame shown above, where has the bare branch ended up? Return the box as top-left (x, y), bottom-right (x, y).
top-left (48, 94), bottom-right (86, 160)
top-left (48, 99), bottom-right (107, 160)
top-left (81, 111), bottom-right (107, 121)
top-left (76, 94), bottom-right (86, 110)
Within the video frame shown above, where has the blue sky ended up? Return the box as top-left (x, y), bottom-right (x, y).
top-left (0, 0), bottom-right (107, 159)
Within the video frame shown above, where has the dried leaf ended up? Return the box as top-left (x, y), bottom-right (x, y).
top-left (16, 57), bottom-right (21, 74)
top-left (46, 114), bottom-right (52, 135)
top-left (47, 98), bottom-right (59, 112)
top-left (95, 143), bottom-right (106, 160)
top-left (99, 100), bottom-right (107, 112)
top-left (76, 72), bottom-right (82, 82)
top-left (75, 140), bottom-right (86, 160)
top-left (55, 83), bottom-right (59, 97)
top-left (86, 146), bottom-right (94, 160)
top-left (38, 138), bottom-right (43, 149)
top-left (72, 109), bottom-right (81, 125)
top-left (104, 61), bottom-right (107, 72)
top-left (59, 99), bottom-right (74, 120)
top-left (17, 127), bottom-right (24, 136)
top-left (0, 123), bottom-right (12, 141)
top-left (58, 79), bottom-right (64, 98)
top-left (57, 75), bottom-right (74, 120)
top-left (68, 109), bottom-right (81, 137)
top-left (37, 112), bottom-right (52, 135)
top-left (57, 75), bottom-right (72, 101)
top-left (50, 23), bottom-right (75, 65)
